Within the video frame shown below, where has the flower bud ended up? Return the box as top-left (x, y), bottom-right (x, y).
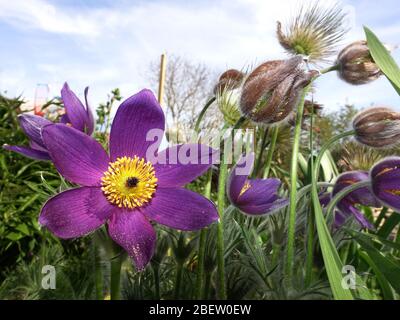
top-left (239, 56), bottom-right (318, 124)
top-left (337, 41), bottom-right (381, 85)
top-left (213, 69), bottom-right (245, 95)
top-left (353, 106), bottom-right (400, 148)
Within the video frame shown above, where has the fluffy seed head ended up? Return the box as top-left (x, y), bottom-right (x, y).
top-left (353, 106), bottom-right (400, 148)
top-left (277, 2), bottom-right (348, 63)
top-left (337, 40), bottom-right (382, 85)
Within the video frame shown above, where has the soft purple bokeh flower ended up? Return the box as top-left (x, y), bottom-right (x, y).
top-left (3, 83), bottom-right (94, 160)
top-left (227, 153), bottom-right (288, 215)
top-left (370, 156), bottom-right (400, 212)
top-left (332, 171), bottom-right (380, 229)
top-left (39, 89), bottom-right (219, 270)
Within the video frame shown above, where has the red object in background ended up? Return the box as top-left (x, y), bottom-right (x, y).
top-left (33, 83), bottom-right (49, 116)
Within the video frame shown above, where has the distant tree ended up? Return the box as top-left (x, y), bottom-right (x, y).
top-left (148, 54), bottom-right (222, 141)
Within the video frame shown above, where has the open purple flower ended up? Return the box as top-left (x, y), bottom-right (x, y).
top-left (370, 156), bottom-right (400, 212)
top-left (3, 83), bottom-right (94, 160)
top-left (227, 153), bottom-right (288, 215)
top-left (332, 171), bottom-right (380, 229)
top-left (39, 89), bottom-right (219, 270)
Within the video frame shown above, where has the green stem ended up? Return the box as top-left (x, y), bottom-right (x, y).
top-left (325, 180), bottom-right (371, 221)
top-left (263, 126), bottom-right (279, 178)
top-left (110, 254), bottom-right (123, 300)
top-left (253, 127), bottom-right (269, 177)
top-left (285, 86), bottom-right (309, 278)
top-left (195, 169), bottom-right (213, 299)
top-left (310, 130), bottom-right (356, 300)
top-left (152, 265), bottom-right (160, 300)
top-left (216, 156), bottom-right (227, 300)
top-left (94, 240), bottom-right (103, 300)
top-left (194, 97), bottom-right (216, 133)
top-left (305, 106), bottom-right (315, 287)
top-left (174, 262), bottom-right (183, 299)
top-left (320, 64), bottom-right (340, 74)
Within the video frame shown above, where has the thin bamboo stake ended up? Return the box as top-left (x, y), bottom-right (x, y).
top-left (158, 53), bottom-right (167, 105)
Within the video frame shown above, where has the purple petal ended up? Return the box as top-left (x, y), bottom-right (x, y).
top-left (84, 87), bottom-right (95, 135)
top-left (371, 157), bottom-right (400, 211)
top-left (42, 124), bottom-right (109, 186)
top-left (3, 144), bottom-right (50, 160)
top-left (336, 200), bottom-right (374, 229)
top-left (140, 188), bottom-right (218, 231)
top-left (227, 153), bottom-right (254, 204)
top-left (109, 89), bottom-right (165, 161)
top-left (61, 82), bottom-right (90, 133)
top-left (108, 210), bottom-right (156, 271)
top-left (237, 198), bottom-right (289, 215)
top-left (153, 144), bottom-right (219, 187)
top-left (39, 187), bottom-right (112, 239)
top-left (18, 113), bottom-right (52, 148)
top-left (237, 178), bottom-right (282, 206)
top-left (60, 114), bottom-right (70, 124)
top-left (333, 171), bottom-right (380, 207)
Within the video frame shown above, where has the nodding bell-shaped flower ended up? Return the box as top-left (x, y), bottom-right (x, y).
top-left (332, 171), bottom-right (380, 229)
top-left (214, 69), bottom-right (248, 126)
top-left (353, 106), bottom-right (400, 148)
top-left (370, 156), bottom-right (400, 212)
top-left (213, 69), bottom-right (245, 95)
top-left (336, 41), bottom-right (382, 85)
top-left (239, 56), bottom-right (318, 124)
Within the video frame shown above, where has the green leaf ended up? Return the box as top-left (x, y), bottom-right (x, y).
top-left (348, 229), bottom-right (400, 295)
top-left (377, 212), bottom-right (400, 239)
top-left (364, 26), bottom-right (400, 94)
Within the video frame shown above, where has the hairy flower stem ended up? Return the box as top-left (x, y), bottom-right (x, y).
top-left (194, 97), bottom-right (216, 133)
top-left (305, 107), bottom-right (315, 287)
top-left (253, 127), bottom-right (269, 177)
top-left (263, 126), bottom-right (279, 178)
top-left (110, 254), bottom-right (123, 300)
top-left (216, 154), bottom-right (228, 300)
top-left (195, 169), bottom-right (213, 299)
top-left (325, 180), bottom-right (371, 221)
top-left (320, 64), bottom-right (340, 74)
top-left (285, 86), bottom-right (310, 279)
top-left (174, 262), bottom-right (184, 299)
top-left (152, 265), bottom-right (160, 300)
top-left (93, 240), bottom-right (103, 300)
top-left (310, 130), bottom-right (356, 300)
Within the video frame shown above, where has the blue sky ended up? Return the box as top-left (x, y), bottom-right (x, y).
top-left (0, 0), bottom-right (399, 114)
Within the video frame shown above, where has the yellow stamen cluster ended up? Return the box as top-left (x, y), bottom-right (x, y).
top-left (386, 189), bottom-right (400, 196)
top-left (238, 181), bottom-right (251, 198)
top-left (101, 156), bottom-right (158, 209)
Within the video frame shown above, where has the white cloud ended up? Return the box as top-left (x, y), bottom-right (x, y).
top-left (0, 0), bottom-right (399, 114)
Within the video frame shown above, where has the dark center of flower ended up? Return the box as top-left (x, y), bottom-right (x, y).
top-left (126, 177), bottom-right (139, 188)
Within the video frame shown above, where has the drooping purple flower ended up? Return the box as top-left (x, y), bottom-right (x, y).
top-left (227, 153), bottom-right (288, 215)
top-left (370, 156), bottom-right (400, 212)
top-left (38, 89), bottom-right (219, 270)
top-left (3, 83), bottom-right (94, 160)
top-left (331, 171), bottom-right (380, 229)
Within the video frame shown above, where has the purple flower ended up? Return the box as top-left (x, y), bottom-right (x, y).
top-left (38, 89), bottom-right (219, 270)
top-left (332, 171), bottom-right (380, 229)
top-left (370, 156), bottom-right (400, 212)
top-left (227, 153), bottom-right (288, 215)
top-left (3, 83), bottom-right (94, 160)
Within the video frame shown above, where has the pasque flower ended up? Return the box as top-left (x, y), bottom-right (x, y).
top-left (3, 83), bottom-right (94, 160)
top-left (370, 156), bottom-right (400, 212)
top-left (239, 56), bottom-right (317, 124)
top-left (227, 153), bottom-right (288, 215)
top-left (337, 41), bottom-right (382, 85)
top-left (352, 106), bottom-right (400, 148)
top-left (39, 89), bottom-right (219, 270)
top-left (332, 171), bottom-right (380, 229)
